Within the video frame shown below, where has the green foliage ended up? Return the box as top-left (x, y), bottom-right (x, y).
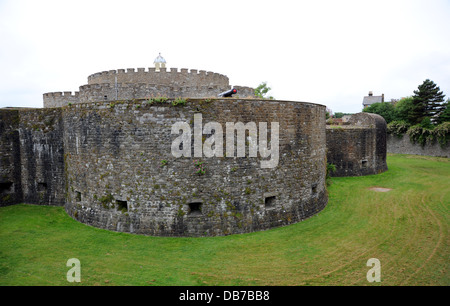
top-left (172, 98), bottom-right (187, 107)
top-left (410, 79), bottom-right (446, 124)
top-left (387, 121), bottom-right (410, 138)
top-left (407, 125), bottom-right (432, 147)
top-left (326, 163), bottom-right (336, 177)
top-left (254, 82), bottom-right (274, 100)
top-left (146, 97), bottom-right (187, 107)
top-left (177, 205), bottom-right (186, 217)
top-left (368, 80), bottom-right (446, 126)
top-left (387, 119), bottom-right (449, 148)
top-left (419, 117), bottom-right (434, 129)
top-left (333, 112), bottom-right (353, 119)
top-left (436, 99), bottom-right (450, 124)
top-left (393, 97), bottom-right (415, 123)
top-left (99, 194), bottom-right (114, 208)
top-left (405, 122), bottom-right (449, 147)
top-left (333, 112), bottom-right (344, 119)
top-left (193, 160), bottom-right (206, 176)
top-left (433, 122), bottom-right (450, 146)
top-left (149, 96), bottom-right (168, 104)
top-left (372, 82), bottom-right (449, 146)
top-left (326, 163), bottom-right (336, 186)
top-left (363, 102), bottom-right (396, 123)
top-left (1, 194), bottom-right (12, 202)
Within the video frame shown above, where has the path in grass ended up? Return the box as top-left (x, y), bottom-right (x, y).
top-left (0, 154), bottom-right (448, 286)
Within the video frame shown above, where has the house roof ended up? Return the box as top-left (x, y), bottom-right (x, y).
top-left (363, 95), bottom-right (383, 106)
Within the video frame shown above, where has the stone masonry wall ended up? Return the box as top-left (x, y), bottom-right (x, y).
top-left (44, 84), bottom-right (256, 108)
top-left (43, 68), bottom-right (255, 108)
top-left (0, 109), bottom-right (22, 206)
top-left (326, 113), bottom-right (388, 177)
top-left (63, 98), bottom-right (328, 237)
top-left (0, 108), bottom-right (66, 206)
top-left (87, 68), bottom-right (230, 87)
top-left (77, 83), bottom-right (230, 103)
top-left (387, 134), bottom-right (450, 158)
top-left (43, 92), bottom-right (80, 108)
top-left (18, 108), bottom-right (65, 206)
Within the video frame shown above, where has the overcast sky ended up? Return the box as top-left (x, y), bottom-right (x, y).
top-left (1, 0), bottom-right (449, 113)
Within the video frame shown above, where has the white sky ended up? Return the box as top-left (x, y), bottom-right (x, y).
top-left (1, 0), bottom-right (449, 113)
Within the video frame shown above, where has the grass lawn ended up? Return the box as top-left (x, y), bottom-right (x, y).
top-left (0, 154), bottom-right (448, 286)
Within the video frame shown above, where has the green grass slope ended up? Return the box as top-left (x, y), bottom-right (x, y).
top-left (0, 154), bottom-right (448, 286)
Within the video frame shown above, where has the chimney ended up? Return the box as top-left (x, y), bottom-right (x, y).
top-left (369, 91), bottom-right (373, 96)
top-left (382, 94), bottom-right (385, 102)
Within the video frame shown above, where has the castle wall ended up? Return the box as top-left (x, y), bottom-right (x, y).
top-left (0, 109), bottom-right (22, 206)
top-left (18, 109), bottom-right (65, 206)
top-left (233, 86), bottom-right (256, 98)
top-left (387, 134), bottom-right (450, 158)
top-left (63, 98), bottom-right (328, 237)
top-left (43, 92), bottom-right (80, 108)
top-left (326, 113), bottom-right (388, 177)
top-left (43, 68), bottom-right (255, 108)
top-left (0, 108), bottom-right (66, 206)
top-left (44, 85), bottom-right (256, 108)
top-left (87, 68), bottom-right (230, 88)
top-left (77, 83), bottom-right (231, 103)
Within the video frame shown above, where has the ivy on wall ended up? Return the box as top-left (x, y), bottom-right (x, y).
top-left (387, 121), bottom-right (450, 147)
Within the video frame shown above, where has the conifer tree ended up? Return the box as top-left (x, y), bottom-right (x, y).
top-left (410, 79), bottom-right (445, 124)
top-left (437, 99), bottom-right (450, 124)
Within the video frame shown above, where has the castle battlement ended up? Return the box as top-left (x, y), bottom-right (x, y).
top-left (43, 91), bottom-right (79, 98)
top-left (43, 65), bottom-right (254, 108)
top-left (87, 67), bottom-right (229, 87)
top-left (43, 91), bottom-right (80, 108)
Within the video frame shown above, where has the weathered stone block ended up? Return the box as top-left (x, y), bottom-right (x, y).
top-left (326, 113), bottom-right (388, 177)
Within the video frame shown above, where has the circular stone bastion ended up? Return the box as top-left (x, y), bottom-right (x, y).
top-left (63, 98), bottom-right (328, 237)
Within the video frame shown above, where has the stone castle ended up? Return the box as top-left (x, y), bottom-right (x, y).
top-left (326, 113), bottom-right (388, 177)
top-left (43, 54), bottom-right (255, 108)
top-left (0, 55), bottom-right (387, 237)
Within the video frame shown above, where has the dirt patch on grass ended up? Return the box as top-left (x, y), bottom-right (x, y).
top-left (368, 187), bottom-right (392, 192)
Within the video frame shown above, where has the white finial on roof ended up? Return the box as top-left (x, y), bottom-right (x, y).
top-left (154, 53), bottom-right (166, 71)
top-left (154, 53), bottom-right (166, 64)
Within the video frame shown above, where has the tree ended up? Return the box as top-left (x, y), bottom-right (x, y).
top-left (334, 112), bottom-right (345, 119)
top-left (363, 102), bottom-right (396, 123)
top-left (437, 99), bottom-right (450, 124)
top-left (255, 82), bottom-right (274, 99)
top-left (410, 79), bottom-right (446, 124)
top-left (334, 112), bottom-right (353, 119)
top-left (393, 97), bottom-right (415, 124)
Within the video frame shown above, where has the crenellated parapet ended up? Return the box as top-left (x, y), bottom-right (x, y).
top-left (87, 67), bottom-right (230, 88)
top-left (43, 91), bottom-right (80, 108)
top-left (43, 67), bottom-right (255, 107)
